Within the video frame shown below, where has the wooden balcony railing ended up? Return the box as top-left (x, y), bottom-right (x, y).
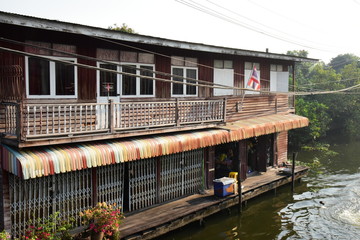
top-left (1, 99), bottom-right (226, 142)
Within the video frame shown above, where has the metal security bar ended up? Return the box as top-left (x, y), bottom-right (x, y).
top-left (8, 169), bottom-right (92, 238)
top-left (160, 149), bottom-right (204, 203)
top-left (128, 158), bottom-right (157, 212)
top-left (97, 164), bottom-right (125, 207)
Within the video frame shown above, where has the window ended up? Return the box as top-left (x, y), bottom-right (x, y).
top-left (98, 63), bottom-right (155, 97)
top-left (99, 64), bottom-right (117, 97)
top-left (214, 60), bottom-right (233, 69)
top-left (171, 67), bottom-right (198, 96)
top-left (122, 64), bottom-right (154, 97)
top-left (26, 57), bottom-right (77, 98)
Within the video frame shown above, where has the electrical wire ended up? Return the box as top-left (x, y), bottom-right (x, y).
top-left (1, 45), bottom-right (359, 97)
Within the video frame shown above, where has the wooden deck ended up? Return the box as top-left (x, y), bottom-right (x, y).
top-left (120, 166), bottom-right (308, 240)
top-left (0, 94), bottom-right (291, 148)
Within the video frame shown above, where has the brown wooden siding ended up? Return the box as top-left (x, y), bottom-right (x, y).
top-left (205, 146), bottom-right (216, 188)
top-left (198, 58), bottom-right (213, 98)
top-left (260, 61), bottom-right (270, 91)
top-left (226, 94), bottom-right (289, 122)
top-left (277, 131), bottom-right (288, 165)
top-left (234, 58), bottom-right (244, 95)
top-left (155, 55), bottom-right (171, 99)
top-left (1, 170), bottom-right (11, 232)
top-left (77, 47), bottom-right (96, 101)
top-left (0, 41), bottom-right (25, 101)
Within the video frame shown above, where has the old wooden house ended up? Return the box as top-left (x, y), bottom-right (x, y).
top-left (0, 11), bottom-right (312, 238)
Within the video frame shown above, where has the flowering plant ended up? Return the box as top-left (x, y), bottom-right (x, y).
top-left (0, 230), bottom-right (11, 240)
top-left (21, 212), bottom-right (72, 240)
top-left (80, 202), bottom-right (124, 237)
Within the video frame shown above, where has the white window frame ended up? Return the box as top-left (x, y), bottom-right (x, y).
top-left (25, 56), bottom-right (78, 99)
top-left (120, 62), bottom-right (155, 98)
top-left (171, 66), bottom-right (198, 97)
top-left (97, 61), bottom-right (120, 99)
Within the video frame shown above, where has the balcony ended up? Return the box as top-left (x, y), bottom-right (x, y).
top-left (1, 99), bottom-right (226, 147)
top-left (0, 94), bottom-right (290, 148)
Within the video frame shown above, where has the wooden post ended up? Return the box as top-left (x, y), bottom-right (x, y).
top-left (291, 152), bottom-right (296, 192)
top-left (238, 156), bottom-right (242, 213)
top-left (16, 101), bottom-right (24, 142)
top-left (108, 99), bottom-right (114, 133)
top-left (223, 98), bottom-right (227, 123)
top-left (175, 98), bottom-right (180, 126)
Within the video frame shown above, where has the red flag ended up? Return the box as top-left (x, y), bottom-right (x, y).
top-left (247, 66), bottom-right (260, 90)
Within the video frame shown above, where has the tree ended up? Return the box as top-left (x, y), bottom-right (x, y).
top-left (108, 23), bottom-right (136, 34)
top-left (328, 53), bottom-right (359, 73)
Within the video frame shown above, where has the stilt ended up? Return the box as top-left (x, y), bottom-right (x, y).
top-left (291, 152), bottom-right (297, 192)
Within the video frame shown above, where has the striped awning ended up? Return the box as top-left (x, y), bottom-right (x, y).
top-left (222, 114), bottom-right (309, 141)
top-left (1, 129), bottom-right (230, 180)
top-left (1, 114), bottom-right (308, 180)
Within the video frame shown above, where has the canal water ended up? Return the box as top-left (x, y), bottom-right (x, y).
top-left (159, 139), bottom-right (360, 240)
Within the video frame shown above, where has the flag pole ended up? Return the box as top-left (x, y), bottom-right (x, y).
top-left (238, 64), bottom-right (255, 112)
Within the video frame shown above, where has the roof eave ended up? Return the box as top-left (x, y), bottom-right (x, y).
top-left (0, 11), bottom-right (318, 63)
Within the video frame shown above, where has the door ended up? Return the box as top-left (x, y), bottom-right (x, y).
top-left (97, 63), bottom-right (120, 129)
top-left (97, 63), bottom-right (120, 103)
top-left (160, 149), bottom-right (204, 203)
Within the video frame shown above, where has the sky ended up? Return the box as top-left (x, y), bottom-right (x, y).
top-left (2, 0), bottom-right (360, 63)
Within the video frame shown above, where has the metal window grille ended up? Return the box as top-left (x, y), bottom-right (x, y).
top-left (97, 163), bottom-right (125, 207)
top-left (128, 158), bottom-right (157, 212)
top-left (9, 169), bottom-right (92, 237)
top-left (160, 149), bottom-right (204, 203)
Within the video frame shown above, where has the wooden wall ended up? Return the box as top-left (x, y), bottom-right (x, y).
top-left (155, 55), bottom-right (171, 99)
top-left (226, 94), bottom-right (289, 122)
top-left (0, 22), bottom-right (296, 104)
top-left (0, 41), bottom-right (25, 101)
top-left (277, 131), bottom-right (288, 165)
top-left (198, 58), bottom-right (213, 98)
top-left (77, 46), bottom-right (96, 101)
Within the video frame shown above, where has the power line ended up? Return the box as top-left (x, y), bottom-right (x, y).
top-left (1, 45), bottom-right (359, 97)
top-left (175, 0), bottom-right (337, 53)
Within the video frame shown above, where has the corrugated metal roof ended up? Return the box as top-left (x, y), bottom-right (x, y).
top-left (0, 11), bottom-right (317, 63)
top-left (1, 114), bottom-right (308, 180)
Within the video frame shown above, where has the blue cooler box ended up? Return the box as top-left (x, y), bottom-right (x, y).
top-left (213, 177), bottom-right (235, 197)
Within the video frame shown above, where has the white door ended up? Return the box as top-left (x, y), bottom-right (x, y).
top-left (214, 68), bottom-right (234, 96)
top-left (96, 63), bottom-right (120, 129)
top-left (97, 63), bottom-right (120, 103)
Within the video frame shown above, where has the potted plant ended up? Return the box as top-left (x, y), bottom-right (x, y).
top-left (80, 202), bottom-right (124, 240)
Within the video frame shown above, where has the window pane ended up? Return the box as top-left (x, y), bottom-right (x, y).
top-left (28, 57), bottom-right (50, 95)
top-left (186, 69), bottom-right (197, 95)
top-left (140, 66), bottom-right (154, 95)
top-left (122, 65), bottom-right (136, 95)
top-left (100, 64), bottom-right (117, 96)
top-left (214, 60), bottom-right (223, 69)
top-left (172, 68), bottom-right (183, 95)
top-left (56, 61), bottom-right (75, 95)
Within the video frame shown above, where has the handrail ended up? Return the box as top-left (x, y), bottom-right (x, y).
top-left (0, 99), bottom-right (226, 140)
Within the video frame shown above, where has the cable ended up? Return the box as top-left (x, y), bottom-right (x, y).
top-left (2, 45), bottom-right (360, 97)
top-left (175, 0), bottom-right (337, 53)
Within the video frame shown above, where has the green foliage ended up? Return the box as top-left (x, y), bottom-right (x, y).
top-left (108, 23), bottom-right (136, 33)
top-left (328, 53), bottom-right (360, 73)
top-left (0, 230), bottom-right (10, 240)
top-left (290, 51), bottom-right (360, 147)
top-left (20, 212), bottom-right (73, 240)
